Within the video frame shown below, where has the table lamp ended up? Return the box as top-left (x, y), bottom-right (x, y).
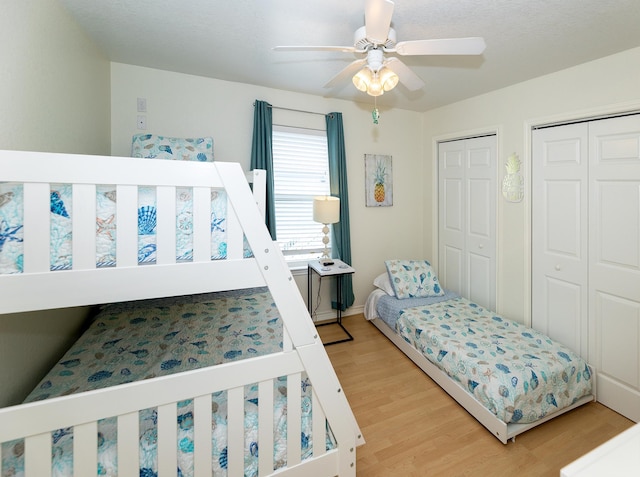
top-left (313, 195), bottom-right (340, 265)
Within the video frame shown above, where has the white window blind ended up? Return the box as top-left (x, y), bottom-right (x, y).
top-left (272, 126), bottom-right (330, 264)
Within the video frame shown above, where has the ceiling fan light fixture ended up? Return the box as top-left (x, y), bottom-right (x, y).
top-left (352, 66), bottom-right (397, 96)
top-left (352, 48), bottom-right (399, 96)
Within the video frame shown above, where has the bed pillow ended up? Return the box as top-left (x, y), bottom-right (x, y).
top-left (373, 273), bottom-right (395, 296)
top-left (131, 133), bottom-right (214, 162)
top-left (385, 259), bottom-right (444, 299)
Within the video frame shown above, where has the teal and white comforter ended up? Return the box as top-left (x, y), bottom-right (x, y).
top-left (1, 288), bottom-right (333, 477)
top-left (397, 297), bottom-right (592, 424)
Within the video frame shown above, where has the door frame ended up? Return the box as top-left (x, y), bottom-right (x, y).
top-left (432, 125), bottom-right (501, 311)
top-left (524, 100), bottom-right (640, 326)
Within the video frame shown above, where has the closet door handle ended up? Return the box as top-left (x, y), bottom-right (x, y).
top-left (479, 244), bottom-right (484, 249)
top-left (555, 264), bottom-right (561, 271)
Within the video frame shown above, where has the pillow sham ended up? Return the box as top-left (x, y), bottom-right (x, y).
top-left (385, 259), bottom-right (444, 299)
top-left (373, 272), bottom-right (395, 296)
top-left (131, 133), bottom-right (213, 162)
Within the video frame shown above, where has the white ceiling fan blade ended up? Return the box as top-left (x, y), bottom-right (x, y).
top-left (365, 0), bottom-right (394, 44)
top-left (385, 57), bottom-right (424, 91)
top-left (273, 45), bottom-right (357, 53)
top-left (324, 59), bottom-right (367, 89)
top-left (394, 37), bottom-right (486, 56)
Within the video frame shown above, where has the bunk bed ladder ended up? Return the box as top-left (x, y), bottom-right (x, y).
top-left (219, 161), bottom-right (364, 475)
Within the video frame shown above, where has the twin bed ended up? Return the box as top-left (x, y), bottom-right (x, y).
top-left (365, 259), bottom-right (595, 444)
top-left (0, 144), bottom-right (363, 477)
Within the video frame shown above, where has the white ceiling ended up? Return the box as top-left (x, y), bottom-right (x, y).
top-left (60, 0), bottom-right (640, 112)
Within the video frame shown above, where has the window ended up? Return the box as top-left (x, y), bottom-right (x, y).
top-left (272, 126), bottom-right (330, 267)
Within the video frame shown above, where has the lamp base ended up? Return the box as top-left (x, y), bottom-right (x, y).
top-left (319, 224), bottom-right (331, 264)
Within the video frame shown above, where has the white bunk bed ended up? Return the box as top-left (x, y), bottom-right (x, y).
top-left (0, 149), bottom-right (363, 476)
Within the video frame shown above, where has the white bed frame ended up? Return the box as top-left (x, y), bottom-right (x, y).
top-left (369, 315), bottom-right (595, 444)
top-left (0, 150), bottom-right (363, 476)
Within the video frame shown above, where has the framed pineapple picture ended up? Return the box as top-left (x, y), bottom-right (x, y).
top-left (365, 154), bottom-right (393, 207)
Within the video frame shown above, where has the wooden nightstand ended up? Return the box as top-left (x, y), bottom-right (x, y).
top-left (307, 259), bottom-right (355, 345)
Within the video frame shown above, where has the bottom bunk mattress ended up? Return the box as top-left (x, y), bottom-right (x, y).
top-left (1, 287), bottom-right (334, 477)
top-left (395, 296), bottom-right (593, 424)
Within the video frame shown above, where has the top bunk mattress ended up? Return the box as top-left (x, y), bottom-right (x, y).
top-left (396, 296), bottom-right (593, 424)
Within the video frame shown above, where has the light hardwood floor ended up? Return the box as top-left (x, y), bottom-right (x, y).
top-left (319, 314), bottom-right (634, 477)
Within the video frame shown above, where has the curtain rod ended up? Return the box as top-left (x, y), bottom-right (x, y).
top-left (273, 123), bottom-right (326, 132)
top-left (254, 102), bottom-right (333, 118)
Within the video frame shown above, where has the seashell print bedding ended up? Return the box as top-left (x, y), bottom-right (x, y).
top-left (0, 182), bottom-right (250, 274)
top-left (1, 288), bottom-right (334, 477)
top-left (396, 297), bottom-right (592, 424)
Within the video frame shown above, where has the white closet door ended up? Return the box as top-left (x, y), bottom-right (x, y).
top-left (589, 115), bottom-right (640, 422)
top-left (532, 123), bottom-right (589, 357)
top-left (439, 141), bottom-right (466, 296)
top-left (439, 136), bottom-right (496, 310)
top-left (532, 114), bottom-right (640, 422)
top-left (466, 137), bottom-right (497, 308)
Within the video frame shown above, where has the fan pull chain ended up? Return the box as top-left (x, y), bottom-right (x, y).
top-left (372, 97), bottom-right (380, 125)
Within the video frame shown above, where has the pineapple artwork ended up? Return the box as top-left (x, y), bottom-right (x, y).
top-left (365, 154), bottom-right (393, 207)
top-left (374, 160), bottom-right (386, 202)
top-left (501, 153), bottom-right (524, 202)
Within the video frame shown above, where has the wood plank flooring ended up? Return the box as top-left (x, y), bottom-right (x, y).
top-left (319, 314), bottom-right (634, 477)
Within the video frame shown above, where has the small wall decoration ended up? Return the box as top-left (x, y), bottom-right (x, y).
top-left (502, 153), bottom-right (524, 203)
top-left (365, 154), bottom-right (393, 207)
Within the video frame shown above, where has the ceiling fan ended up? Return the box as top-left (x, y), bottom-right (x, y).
top-left (274, 0), bottom-right (486, 97)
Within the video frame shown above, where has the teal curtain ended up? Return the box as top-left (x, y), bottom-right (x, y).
top-left (326, 112), bottom-right (354, 310)
top-left (250, 100), bottom-right (277, 239)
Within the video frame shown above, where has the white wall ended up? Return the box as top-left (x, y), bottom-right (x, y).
top-left (0, 0), bottom-right (111, 406)
top-left (423, 46), bottom-right (640, 324)
top-left (111, 63), bottom-right (426, 317)
top-left (0, 1), bottom-right (110, 154)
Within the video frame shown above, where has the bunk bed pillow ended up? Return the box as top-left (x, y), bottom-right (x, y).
top-left (131, 133), bottom-right (214, 162)
top-left (385, 259), bottom-right (445, 299)
top-left (128, 133), bottom-right (239, 262)
top-left (373, 272), bottom-right (395, 296)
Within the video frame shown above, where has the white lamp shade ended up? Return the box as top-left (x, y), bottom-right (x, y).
top-left (352, 68), bottom-right (372, 92)
top-left (313, 196), bottom-right (340, 224)
top-left (379, 66), bottom-right (399, 91)
top-left (366, 76), bottom-right (384, 97)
